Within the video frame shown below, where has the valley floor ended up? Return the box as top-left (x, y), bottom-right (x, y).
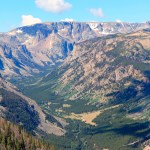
top-left (11, 71), bottom-right (150, 150)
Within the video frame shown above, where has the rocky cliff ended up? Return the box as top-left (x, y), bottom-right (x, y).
top-left (32, 29), bottom-right (150, 103)
top-left (0, 22), bottom-right (150, 78)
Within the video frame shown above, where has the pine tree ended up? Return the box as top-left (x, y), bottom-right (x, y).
top-left (51, 145), bottom-right (56, 150)
top-left (20, 136), bottom-right (26, 150)
top-left (0, 117), bottom-right (54, 150)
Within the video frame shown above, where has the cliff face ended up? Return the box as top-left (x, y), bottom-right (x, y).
top-left (0, 22), bottom-right (150, 78)
top-left (33, 29), bottom-right (150, 103)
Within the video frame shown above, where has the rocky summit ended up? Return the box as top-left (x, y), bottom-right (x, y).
top-left (0, 22), bottom-right (150, 78)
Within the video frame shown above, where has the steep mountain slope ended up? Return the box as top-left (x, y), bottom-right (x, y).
top-left (0, 75), bottom-right (66, 136)
top-left (17, 29), bottom-right (150, 150)
top-left (0, 22), bottom-right (150, 78)
top-left (0, 34), bottom-right (39, 78)
top-left (26, 29), bottom-right (150, 103)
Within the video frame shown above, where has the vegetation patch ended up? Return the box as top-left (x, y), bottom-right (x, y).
top-left (0, 89), bottom-right (40, 132)
top-left (64, 105), bottom-right (121, 126)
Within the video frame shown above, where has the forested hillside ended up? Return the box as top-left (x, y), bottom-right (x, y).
top-left (0, 117), bottom-right (56, 150)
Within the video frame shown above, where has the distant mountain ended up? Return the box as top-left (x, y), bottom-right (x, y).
top-left (0, 22), bottom-right (150, 78)
top-left (0, 75), bottom-right (66, 136)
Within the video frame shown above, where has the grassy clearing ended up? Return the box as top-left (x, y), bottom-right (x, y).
top-left (64, 105), bottom-right (121, 126)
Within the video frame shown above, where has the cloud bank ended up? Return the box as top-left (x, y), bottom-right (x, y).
top-left (90, 8), bottom-right (104, 18)
top-left (61, 18), bottom-right (75, 22)
top-left (21, 15), bottom-right (42, 26)
top-left (35, 0), bottom-right (72, 13)
top-left (116, 19), bottom-right (122, 23)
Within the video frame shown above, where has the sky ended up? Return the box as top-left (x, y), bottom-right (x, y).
top-left (0, 0), bottom-right (150, 32)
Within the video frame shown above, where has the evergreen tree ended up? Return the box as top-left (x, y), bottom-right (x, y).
top-left (0, 117), bottom-right (53, 150)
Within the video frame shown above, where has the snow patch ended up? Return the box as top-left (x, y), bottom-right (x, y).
top-left (88, 23), bottom-right (99, 30)
top-left (8, 29), bottom-right (23, 35)
top-left (7, 31), bottom-right (16, 35)
top-left (16, 29), bottom-right (23, 34)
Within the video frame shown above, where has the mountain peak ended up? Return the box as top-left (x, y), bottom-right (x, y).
top-left (0, 22), bottom-right (150, 78)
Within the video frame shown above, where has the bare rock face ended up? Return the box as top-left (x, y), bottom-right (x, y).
top-left (0, 22), bottom-right (150, 78)
top-left (114, 65), bottom-right (144, 81)
top-left (38, 29), bottom-right (150, 103)
top-left (0, 43), bottom-right (37, 78)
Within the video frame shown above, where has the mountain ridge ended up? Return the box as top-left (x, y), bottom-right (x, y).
top-left (0, 22), bottom-right (150, 78)
top-left (28, 29), bottom-right (150, 103)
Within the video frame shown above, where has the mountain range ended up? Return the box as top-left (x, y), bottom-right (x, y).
top-left (0, 22), bottom-right (150, 150)
top-left (0, 22), bottom-right (150, 78)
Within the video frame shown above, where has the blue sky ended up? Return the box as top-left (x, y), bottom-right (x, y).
top-left (0, 0), bottom-right (150, 32)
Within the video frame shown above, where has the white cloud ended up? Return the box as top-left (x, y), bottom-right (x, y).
top-left (61, 18), bottom-right (75, 22)
top-left (35, 0), bottom-right (72, 13)
top-left (21, 15), bottom-right (42, 26)
top-left (116, 19), bottom-right (122, 23)
top-left (90, 8), bottom-right (104, 18)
